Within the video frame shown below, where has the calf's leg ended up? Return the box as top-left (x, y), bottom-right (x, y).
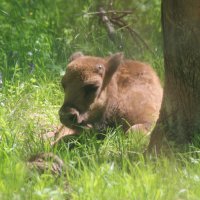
top-left (126, 123), bottom-right (152, 135)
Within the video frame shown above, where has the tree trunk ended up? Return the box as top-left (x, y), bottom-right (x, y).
top-left (148, 0), bottom-right (200, 151)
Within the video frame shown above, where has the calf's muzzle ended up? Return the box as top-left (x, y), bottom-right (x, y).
top-left (59, 106), bottom-right (83, 127)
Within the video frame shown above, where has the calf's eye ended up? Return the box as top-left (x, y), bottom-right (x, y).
top-left (83, 84), bottom-right (99, 96)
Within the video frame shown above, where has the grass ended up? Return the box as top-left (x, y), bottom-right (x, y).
top-left (1, 0), bottom-right (200, 200)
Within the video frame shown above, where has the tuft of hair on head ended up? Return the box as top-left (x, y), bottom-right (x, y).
top-left (69, 51), bottom-right (84, 62)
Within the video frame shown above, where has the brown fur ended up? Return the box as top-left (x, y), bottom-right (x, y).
top-left (59, 52), bottom-right (163, 134)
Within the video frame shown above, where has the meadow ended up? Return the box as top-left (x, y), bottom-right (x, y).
top-left (0, 1), bottom-right (200, 199)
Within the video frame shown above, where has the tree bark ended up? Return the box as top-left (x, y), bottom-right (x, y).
top-left (148, 0), bottom-right (200, 151)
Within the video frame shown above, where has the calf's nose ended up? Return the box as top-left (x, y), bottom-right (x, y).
top-left (68, 112), bottom-right (78, 124)
top-left (59, 107), bottom-right (82, 125)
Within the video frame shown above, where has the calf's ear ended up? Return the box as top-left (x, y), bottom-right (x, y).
top-left (69, 52), bottom-right (84, 62)
top-left (102, 52), bottom-right (123, 89)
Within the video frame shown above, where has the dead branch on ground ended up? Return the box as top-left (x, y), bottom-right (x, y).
top-left (84, 7), bottom-right (154, 54)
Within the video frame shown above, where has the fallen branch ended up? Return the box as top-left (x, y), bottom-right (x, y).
top-left (88, 6), bottom-right (154, 55)
top-left (98, 7), bottom-right (116, 42)
top-left (110, 17), bottom-right (155, 55)
top-left (84, 10), bottom-right (134, 16)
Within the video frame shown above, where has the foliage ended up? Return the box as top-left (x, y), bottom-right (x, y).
top-left (0, 0), bottom-right (199, 199)
top-left (0, 0), bottom-right (162, 82)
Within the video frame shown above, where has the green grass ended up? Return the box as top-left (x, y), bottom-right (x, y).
top-left (0, 0), bottom-right (200, 200)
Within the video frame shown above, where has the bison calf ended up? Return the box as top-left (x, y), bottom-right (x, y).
top-left (59, 52), bottom-right (163, 135)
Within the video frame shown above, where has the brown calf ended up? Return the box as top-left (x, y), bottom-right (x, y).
top-left (58, 52), bottom-right (163, 136)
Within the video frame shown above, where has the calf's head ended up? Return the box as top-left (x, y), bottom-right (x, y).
top-left (59, 52), bottom-right (123, 130)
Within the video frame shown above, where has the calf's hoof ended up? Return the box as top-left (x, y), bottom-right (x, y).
top-left (126, 123), bottom-right (151, 135)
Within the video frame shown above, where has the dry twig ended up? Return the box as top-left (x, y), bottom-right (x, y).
top-left (86, 6), bottom-right (154, 54)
